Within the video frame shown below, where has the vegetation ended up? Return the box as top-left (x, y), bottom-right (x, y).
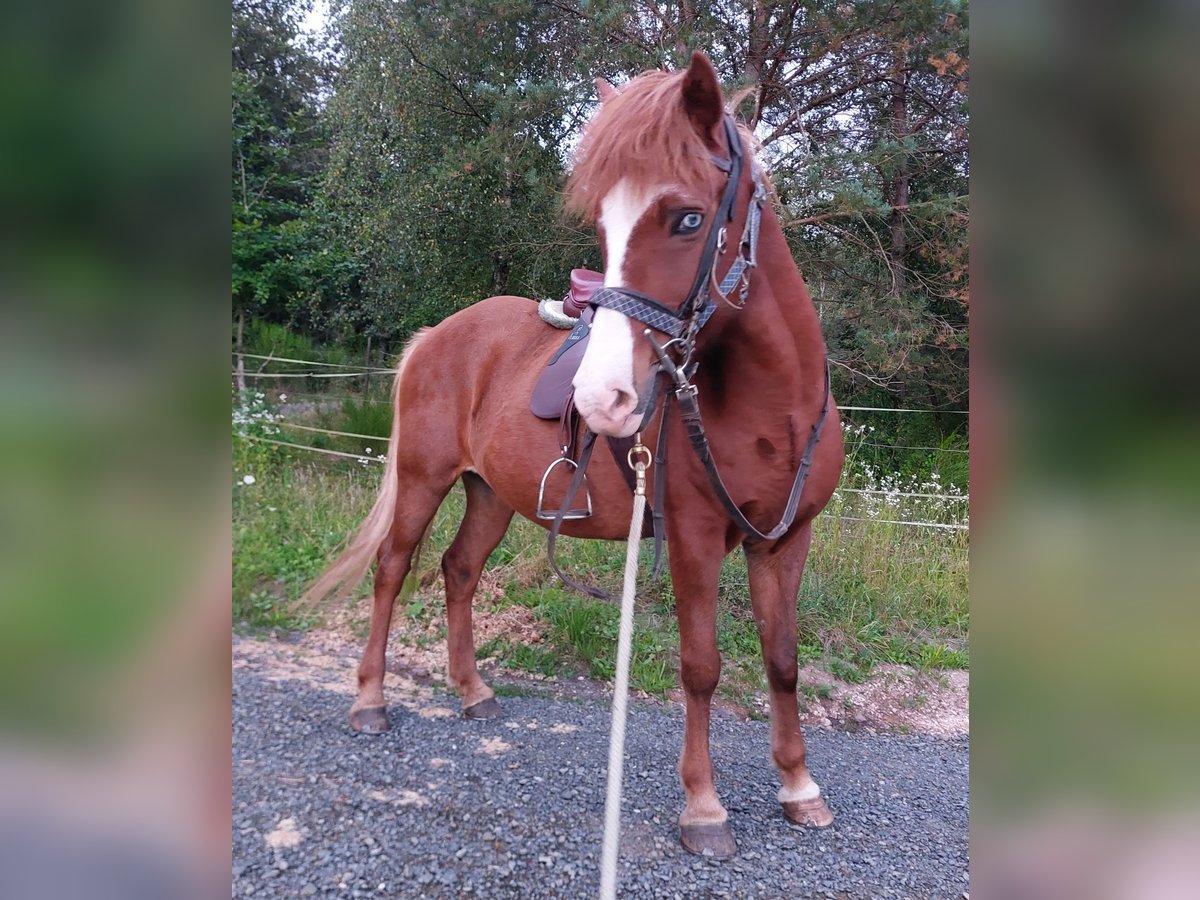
top-left (234, 0), bottom-right (969, 414)
top-left (234, 396), bottom-right (968, 704)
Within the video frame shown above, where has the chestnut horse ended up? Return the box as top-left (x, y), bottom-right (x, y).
top-left (304, 51), bottom-right (843, 857)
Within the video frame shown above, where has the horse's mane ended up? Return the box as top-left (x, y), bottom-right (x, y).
top-left (564, 69), bottom-right (723, 220)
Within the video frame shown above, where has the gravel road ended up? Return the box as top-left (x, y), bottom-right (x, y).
top-left (233, 638), bottom-right (968, 898)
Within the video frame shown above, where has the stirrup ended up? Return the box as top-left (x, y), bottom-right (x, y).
top-left (537, 456), bottom-right (592, 520)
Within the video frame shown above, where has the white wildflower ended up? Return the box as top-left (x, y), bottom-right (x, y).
top-left (242, 474), bottom-right (256, 485)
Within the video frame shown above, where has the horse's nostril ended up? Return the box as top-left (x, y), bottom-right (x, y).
top-left (611, 388), bottom-right (635, 413)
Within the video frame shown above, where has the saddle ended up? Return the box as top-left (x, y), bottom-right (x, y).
top-left (529, 268), bottom-right (602, 419)
top-left (564, 268), bottom-right (603, 317)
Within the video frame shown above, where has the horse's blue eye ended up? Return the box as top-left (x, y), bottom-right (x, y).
top-left (676, 212), bottom-right (704, 234)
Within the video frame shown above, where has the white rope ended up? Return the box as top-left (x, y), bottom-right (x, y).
top-left (236, 371), bottom-right (369, 379)
top-left (281, 392), bottom-right (393, 405)
top-left (599, 483), bottom-right (647, 899)
top-left (276, 421), bottom-right (390, 442)
top-left (840, 488), bottom-right (968, 501)
top-left (853, 440), bottom-right (969, 454)
top-left (824, 514), bottom-right (968, 531)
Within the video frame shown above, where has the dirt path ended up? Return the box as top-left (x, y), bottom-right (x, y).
top-left (277, 614), bottom-right (969, 740)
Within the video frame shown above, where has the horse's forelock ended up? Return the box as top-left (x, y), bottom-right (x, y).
top-left (565, 69), bottom-right (723, 220)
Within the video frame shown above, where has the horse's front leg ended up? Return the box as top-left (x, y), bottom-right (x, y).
top-left (745, 523), bottom-right (834, 828)
top-left (670, 531), bottom-right (738, 858)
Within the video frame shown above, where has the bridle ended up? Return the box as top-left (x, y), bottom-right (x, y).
top-left (547, 113), bottom-right (831, 596)
top-left (586, 115), bottom-right (764, 345)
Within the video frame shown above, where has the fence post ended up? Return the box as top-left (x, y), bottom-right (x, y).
top-left (363, 334), bottom-right (372, 394)
top-left (235, 311), bottom-right (246, 394)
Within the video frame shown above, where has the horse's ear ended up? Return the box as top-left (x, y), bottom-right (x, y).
top-left (681, 51), bottom-right (723, 142)
top-left (594, 78), bottom-right (618, 103)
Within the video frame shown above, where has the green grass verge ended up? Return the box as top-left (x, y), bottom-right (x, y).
top-left (233, 403), bottom-right (968, 702)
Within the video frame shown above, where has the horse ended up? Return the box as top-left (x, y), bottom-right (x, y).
top-left (303, 51), bottom-right (844, 858)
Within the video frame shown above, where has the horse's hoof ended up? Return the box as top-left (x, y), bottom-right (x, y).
top-left (349, 706), bottom-right (390, 733)
top-left (463, 697), bottom-right (502, 719)
top-left (679, 821), bottom-right (738, 858)
top-left (783, 795), bottom-right (834, 828)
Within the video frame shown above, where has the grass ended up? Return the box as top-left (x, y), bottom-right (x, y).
top-left (233, 395), bottom-right (969, 705)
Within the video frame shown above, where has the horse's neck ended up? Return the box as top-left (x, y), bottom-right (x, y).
top-left (708, 206), bottom-right (827, 414)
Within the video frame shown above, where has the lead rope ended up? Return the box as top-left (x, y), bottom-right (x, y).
top-left (599, 438), bottom-right (651, 900)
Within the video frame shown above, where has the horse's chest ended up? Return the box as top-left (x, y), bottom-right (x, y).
top-left (751, 417), bottom-right (800, 469)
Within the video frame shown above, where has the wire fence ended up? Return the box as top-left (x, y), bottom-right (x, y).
top-left (244, 423), bottom-right (969, 502)
top-left (240, 371), bottom-right (376, 379)
top-left (234, 355), bottom-right (969, 532)
top-left (276, 421), bottom-right (390, 442)
top-left (839, 405), bottom-right (967, 415)
top-left (273, 391), bottom-right (393, 405)
top-left (237, 352), bottom-right (396, 373)
top-left (235, 431), bottom-right (968, 532)
top-left (238, 432), bottom-right (386, 463)
top-left (856, 441), bottom-right (968, 455)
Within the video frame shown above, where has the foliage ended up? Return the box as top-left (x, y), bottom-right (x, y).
top-left (232, 0), bottom-right (363, 336)
top-left (236, 0), bottom-right (968, 431)
top-left (318, 0), bottom-right (598, 338)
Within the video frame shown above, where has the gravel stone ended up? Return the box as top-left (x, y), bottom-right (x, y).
top-left (233, 651), bottom-right (967, 897)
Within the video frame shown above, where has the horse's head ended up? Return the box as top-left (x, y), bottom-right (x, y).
top-left (567, 52), bottom-right (741, 437)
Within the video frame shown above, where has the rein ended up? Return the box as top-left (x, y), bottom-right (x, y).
top-left (654, 344), bottom-right (831, 543)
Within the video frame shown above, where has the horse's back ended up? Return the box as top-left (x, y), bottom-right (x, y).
top-left (396, 293), bottom-right (565, 433)
top-left (419, 295), bottom-right (554, 357)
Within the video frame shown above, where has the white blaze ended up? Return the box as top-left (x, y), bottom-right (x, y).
top-left (572, 179), bottom-right (663, 436)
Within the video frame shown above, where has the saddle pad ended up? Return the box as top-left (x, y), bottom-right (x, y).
top-left (530, 307), bottom-right (593, 419)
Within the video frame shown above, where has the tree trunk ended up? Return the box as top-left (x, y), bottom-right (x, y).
top-left (675, 1), bottom-right (693, 59)
top-left (493, 156), bottom-right (513, 295)
top-left (888, 51), bottom-right (910, 297)
top-left (745, 0), bottom-right (770, 127)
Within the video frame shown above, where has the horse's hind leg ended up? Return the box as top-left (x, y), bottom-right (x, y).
top-left (746, 524), bottom-right (834, 828)
top-left (350, 481), bottom-right (450, 734)
top-left (441, 472), bottom-right (514, 718)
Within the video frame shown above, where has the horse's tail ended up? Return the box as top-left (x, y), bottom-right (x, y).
top-left (295, 329), bottom-right (429, 610)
